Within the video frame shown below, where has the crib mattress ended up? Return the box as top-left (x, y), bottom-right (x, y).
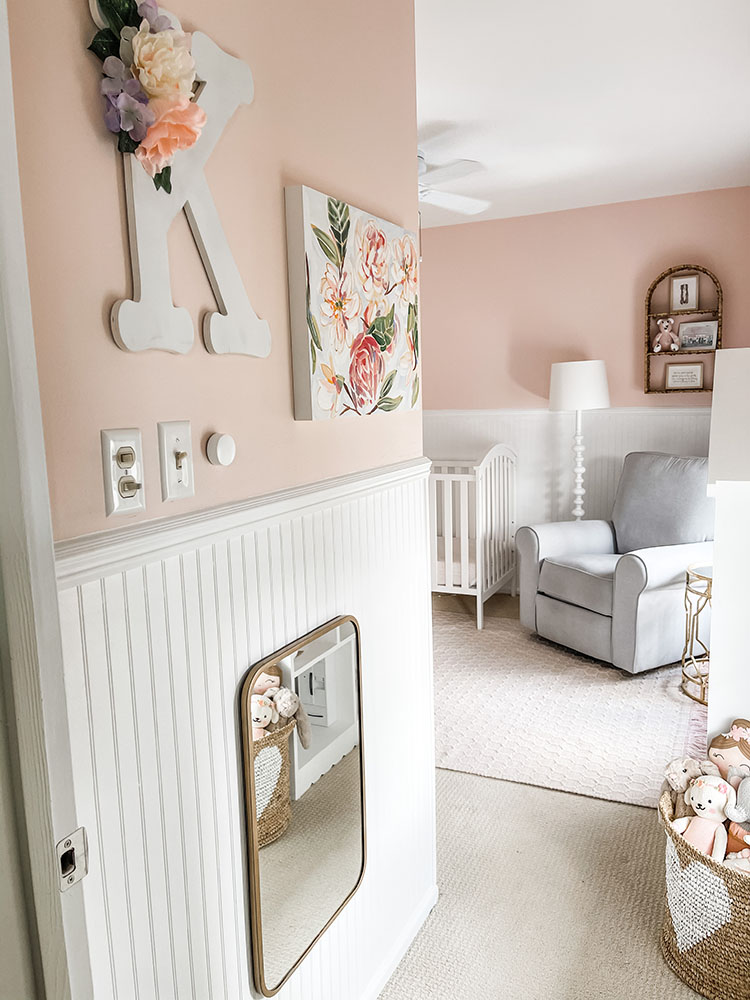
top-left (435, 536), bottom-right (477, 589)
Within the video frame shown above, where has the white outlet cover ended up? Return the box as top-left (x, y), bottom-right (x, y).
top-left (101, 428), bottom-right (146, 517)
top-left (157, 420), bottom-right (195, 501)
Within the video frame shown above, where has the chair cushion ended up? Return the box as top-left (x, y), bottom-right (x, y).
top-left (610, 452), bottom-right (714, 554)
top-left (538, 553), bottom-right (621, 616)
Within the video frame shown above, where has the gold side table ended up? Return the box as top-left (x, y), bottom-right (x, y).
top-left (681, 563), bottom-right (712, 705)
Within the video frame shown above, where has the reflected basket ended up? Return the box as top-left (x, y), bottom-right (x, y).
top-left (658, 790), bottom-right (750, 1000)
top-left (253, 720), bottom-right (296, 848)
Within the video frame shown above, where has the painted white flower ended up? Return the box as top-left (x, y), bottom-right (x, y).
top-left (131, 20), bottom-right (196, 100)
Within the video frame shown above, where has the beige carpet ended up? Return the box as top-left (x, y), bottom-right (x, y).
top-left (380, 769), bottom-right (699, 1000)
top-left (433, 608), bottom-right (706, 807)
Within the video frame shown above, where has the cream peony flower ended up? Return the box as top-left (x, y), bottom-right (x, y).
top-left (131, 20), bottom-right (196, 100)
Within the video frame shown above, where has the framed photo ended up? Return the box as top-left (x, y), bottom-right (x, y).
top-left (671, 273), bottom-right (699, 311)
top-left (665, 362), bottom-right (704, 390)
top-left (679, 320), bottom-right (718, 351)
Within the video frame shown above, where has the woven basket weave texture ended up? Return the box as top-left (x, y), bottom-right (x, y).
top-left (253, 719), bottom-right (295, 849)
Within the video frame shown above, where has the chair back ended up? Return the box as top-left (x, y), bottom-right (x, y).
top-left (610, 452), bottom-right (715, 554)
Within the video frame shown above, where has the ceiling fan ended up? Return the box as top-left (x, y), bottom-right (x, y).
top-left (417, 150), bottom-right (490, 216)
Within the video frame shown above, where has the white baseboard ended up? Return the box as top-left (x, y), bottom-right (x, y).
top-left (363, 884), bottom-right (439, 1000)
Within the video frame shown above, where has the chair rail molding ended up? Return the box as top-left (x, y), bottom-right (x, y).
top-left (424, 407), bottom-right (711, 529)
top-left (54, 457), bottom-right (437, 1000)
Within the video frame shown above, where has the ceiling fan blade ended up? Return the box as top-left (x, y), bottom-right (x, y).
top-left (418, 187), bottom-right (490, 216)
top-left (420, 159), bottom-right (483, 186)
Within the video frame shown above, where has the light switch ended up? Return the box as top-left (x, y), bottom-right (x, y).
top-left (157, 420), bottom-right (195, 501)
top-left (101, 429), bottom-right (145, 516)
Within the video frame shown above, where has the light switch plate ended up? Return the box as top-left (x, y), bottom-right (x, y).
top-left (101, 428), bottom-right (145, 516)
top-left (157, 420), bottom-right (195, 501)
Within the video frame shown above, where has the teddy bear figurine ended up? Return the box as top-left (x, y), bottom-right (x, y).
top-left (652, 317), bottom-right (680, 353)
top-left (250, 693), bottom-right (279, 741)
top-left (673, 774), bottom-right (737, 861)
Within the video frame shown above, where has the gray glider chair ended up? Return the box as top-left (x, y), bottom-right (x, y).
top-left (516, 452), bottom-right (715, 673)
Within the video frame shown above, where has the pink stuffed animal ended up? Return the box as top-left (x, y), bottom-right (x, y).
top-left (652, 317), bottom-right (680, 353)
top-left (673, 774), bottom-right (737, 861)
top-left (250, 693), bottom-right (279, 741)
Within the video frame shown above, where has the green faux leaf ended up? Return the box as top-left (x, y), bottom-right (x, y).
top-left (376, 396), bottom-right (403, 412)
top-left (367, 304), bottom-right (395, 351)
top-left (98, 0), bottom-right (140, 35)
top-left (411, 375), bottom-right (420, 408)
top-left (379, 370), bottom-right (397, 399)
top-left (153, 166), bottom-right (172, 193)
top-left (117, 131), bottom-right (140, 154)
top-left (327, 198), bottom-right (350, 267)
top-left (88, 27), bottom-right (120, 61)
top-left (310, 337), bottom-right (317, 373)
top-left (311, 225), bottom-right (340, 267)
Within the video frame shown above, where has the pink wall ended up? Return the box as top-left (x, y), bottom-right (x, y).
top-left (8, 0), bottom-right (421, 541)
top-left (420, 188), bottom-right (750, 410)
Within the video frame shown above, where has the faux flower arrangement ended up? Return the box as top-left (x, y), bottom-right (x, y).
top-left (307, 197), bottom-right (420, 418)
top-left (88, 0), bottom-right (206, 193)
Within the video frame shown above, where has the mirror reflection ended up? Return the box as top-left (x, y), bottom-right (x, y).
top-left (241, 616), bottom-right (365, 996)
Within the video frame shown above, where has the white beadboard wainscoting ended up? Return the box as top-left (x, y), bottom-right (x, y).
top-left (424, 407), bottom-right (711, 528)
top-left (54, 458), bottom-right (436, 1000)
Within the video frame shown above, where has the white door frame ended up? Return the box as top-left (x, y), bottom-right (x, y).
top-left (0, 1), bottom-right (92, 996)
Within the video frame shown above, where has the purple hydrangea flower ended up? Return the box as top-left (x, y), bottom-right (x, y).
top-left (101, 57), bottom-right (153, 139)
top-left (137, 0), bottom-right (172, 32)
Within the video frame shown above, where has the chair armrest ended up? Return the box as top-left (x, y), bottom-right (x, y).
top-left (615, 541), bottom-right (714, 594)
top-left (516, 520), bottom-right (615, 628)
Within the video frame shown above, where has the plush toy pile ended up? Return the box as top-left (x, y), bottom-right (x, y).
top-left (249, 664), bottom-right (312, 749)
top-left (665, 718), bottom-right (750, 874)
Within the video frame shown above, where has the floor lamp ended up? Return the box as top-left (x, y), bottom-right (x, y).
top-left (549, 360), bottom-right (610, 520)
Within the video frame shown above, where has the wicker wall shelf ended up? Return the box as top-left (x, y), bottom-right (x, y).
top-left (644, 263), bottom-right (723, 394)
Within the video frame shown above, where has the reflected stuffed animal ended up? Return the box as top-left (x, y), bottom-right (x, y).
top-left (653, 317), bottom-right (679, 353)
top-left (250, 694), bottom-right (278, 741)
top-left (673, 775), bottom-right (736, 861)
top-left (265, 686), bottom-right (312, 750)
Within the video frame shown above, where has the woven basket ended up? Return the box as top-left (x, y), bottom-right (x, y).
top-left (253, 719), bottom-right (295, 849)
top-left (659, 790), bottom-right (750, 999)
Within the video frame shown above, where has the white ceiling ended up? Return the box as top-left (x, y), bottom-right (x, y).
top-left (416, 0), bottom-right (750, 226)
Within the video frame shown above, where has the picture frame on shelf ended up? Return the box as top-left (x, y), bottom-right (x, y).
top-left (666, 362), bottom-right (704, 390)
top-left (671, 273), bottom-right (699, 311)
top-left (679, 320), bottom-right (718, 351)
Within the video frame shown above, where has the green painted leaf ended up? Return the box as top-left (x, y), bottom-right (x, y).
top-left (411, 375), bottom-right (420, 407)
top-left (98, 0), bottom-right (139, 35)
top-left (407, 297), bottom-right (419, 361)
top-left (376, 396), bottom-right (403, 412)
top-left (367, 304), bottom-right (395, 351)
top-left (379, 370), bottom-right (397, 399)
top-left (88, 27), bottom-right (120, 61)
top-left (118, 131), bottom-right (139, 154)
top-left (327, 198), bottom-right (350, 267)
top-left (308, 312), bottom-right (322, 351)
top-left (311, 225), bottom-right (340, 267)
top-left (310, 337), bottom-right (317, 373)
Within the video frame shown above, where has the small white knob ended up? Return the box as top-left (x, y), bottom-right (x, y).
top-left (206, 433), bottom-right (236, 467)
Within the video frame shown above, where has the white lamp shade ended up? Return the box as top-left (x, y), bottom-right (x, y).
top-left (549, 360), bottom-right (610, 412)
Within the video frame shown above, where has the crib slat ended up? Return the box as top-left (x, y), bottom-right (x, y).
top-left (460, 480), bottom-right (469, 589)
top-left (443, 478), bottom-right (453, 590)
top-left (429, 475), bottom-right (438, 588)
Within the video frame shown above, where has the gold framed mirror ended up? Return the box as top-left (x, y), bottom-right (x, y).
top-left (240, 615), bottom-right (366, 996)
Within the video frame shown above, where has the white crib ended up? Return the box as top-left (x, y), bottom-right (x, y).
top-left (428, 444), bottom-right (517, 629)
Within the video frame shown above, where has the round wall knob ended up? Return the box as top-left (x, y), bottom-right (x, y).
top-left (206, 433), bottom-right (236, 467)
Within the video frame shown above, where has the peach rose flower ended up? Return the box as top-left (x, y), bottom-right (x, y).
top-left (135, 97), bottom-right (207, 177)
top-left (392, 234), bottom-right (419, 301)
top-left (349, 331), bottom-right (384, 412)
top-left (131, 20), bottom-right (196, 100)
top-left (356, 219), bottom-right (388, 302)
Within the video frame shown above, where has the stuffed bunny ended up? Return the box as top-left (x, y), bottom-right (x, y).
top-left (725, 774), bottom-right (750, 853)
top-left (272, 687), bottom-right (312, 750)
top-left (673, 774), bottom-right (737, 861)
top-left (652, 317), bottom-right (679, 353)
top-left (250, 693), bottom-right (279, 741)
top-left (664, 757), bottom-right (720, 819)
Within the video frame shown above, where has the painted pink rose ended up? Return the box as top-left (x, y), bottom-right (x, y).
top-left (349, 332), bottom-right (384, 412)
top-left (357, 219), bottom-right (389, 302)
top-left (319, 264), bottom-right (361, 350)
top-left (392, 234), bottom-right (418, 301)
top-left (134, 96), bottom-right (206, 177)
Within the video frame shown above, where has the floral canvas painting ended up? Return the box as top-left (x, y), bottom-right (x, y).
top-left (285, 186), bottom-right (420, 420)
